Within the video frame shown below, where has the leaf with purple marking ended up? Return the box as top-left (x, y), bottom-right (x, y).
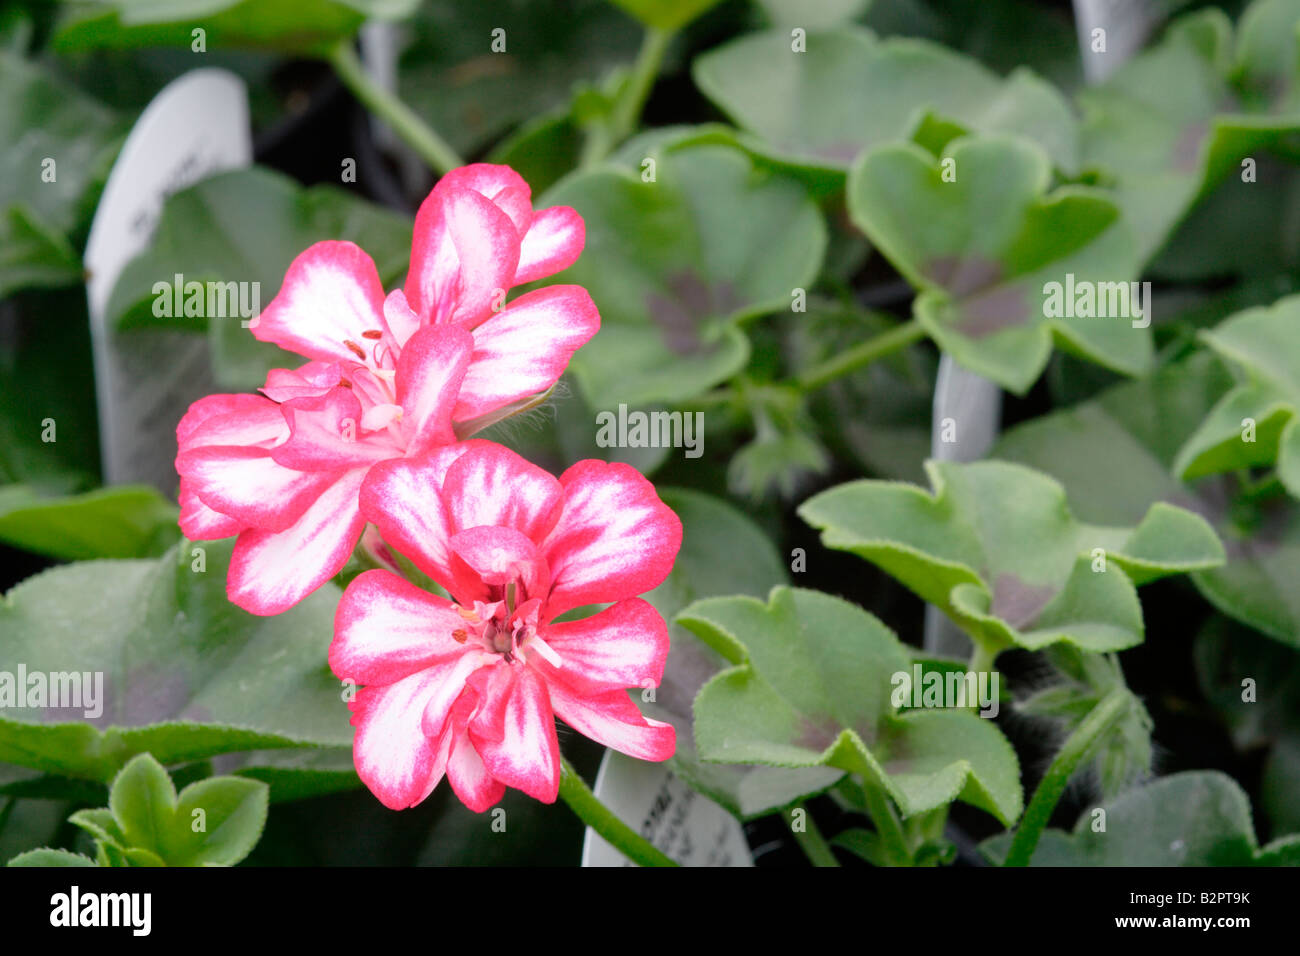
top-left (847, 135), bottom-right (1145, 395)
top-left (995, 351), bottom-right (1300, 648)
top-left (1172, 295), bottom-right (1300, 498)
top-left (682, 586), bottom-right (1023, 825)
top-left (0, 540), bottom-right (354, 784)
top-left (798, 460), bottom-right (1225, 660)
top-left (540, 142), bottom-right (826, 409)
top-left (1080, 4), bottom-right (1300, 266)
top-left (693, 26), bottom-right (1077, 175)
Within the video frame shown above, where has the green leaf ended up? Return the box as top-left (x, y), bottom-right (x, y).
top-left (402, 0), bottom-right (639, 159)
top-left (107, 166), bottom-right (413, 390)
top-left (994, 351), bottom-right (1300, 647)
top-left (605, 0), bottom-right (720, 31)
top-left (639, 490), bottom-right (842, 819)
top-left (7, 848), bottom-right (98, 867)
top-left (0, 539), bottom-right (353, 782)
top-left (682, 586), bottom-right (1023, 824)
top-left (540, 142), bottom-right (825, 408)
top-left (108, 753), bottom-right (177, 854)
top-left (164, 775), bottom-right (268, 866)
top-left (0, 289), bottom-right (102, 492)
top-left (53, 0), bottom-right (417, 55)
top-left (1079, 5), bottom-right (1300, 266)
top-left (799, 460), bottom-right (1224, 658)
top-left (0, 484), bottom-right (178, 560)
top-left (0, 52), bottom-right (121, 296)
top-left (1172, 295), bottom-right (1300, 497)
top-left (68, 807), bottom-right (128, 850)
top-left (981, 771), bottom-right (1294, 866)
top-left (756, 0), bottom-right (870, 31)
top-left (693, 27), bottom-right (1078, 174)
top-left (848, 135), bottom-right (1145, 395)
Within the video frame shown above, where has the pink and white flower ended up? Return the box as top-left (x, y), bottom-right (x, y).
top-left (176, 165), bottom-right (597, 615)
top-left (330, 440), bottom-right (681, 811)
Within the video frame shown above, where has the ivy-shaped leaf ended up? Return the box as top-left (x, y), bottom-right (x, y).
top-left (0, 540), bottom-right (354, 783)
top-left (682, 586), bottom-right (1023, 825)
top-left (7, 848), bottom-right (98, 867)
top-left (848, 136), bottom-right (1144, 395)
top-left (541, 142), bottom-right (826, 409)
top-left (981, 771), bottom-right (1300, 866)
top-left (1173, 295), bottom-right (1300, 497)
top-left (70, 753), bottom-right (268, 866)
top-left (53, 0), bottom-right (418, 56)
top-left (693, 26), bottom-right (1077, 174)
top-left (798, 460), bottom-right (1225, 659)
top-left (1079, 3), bottom-right (1300, 265)
top-left (641, 490), bottom-right (842, 819)
top-left (106, 166), bottom-right (413, 391)
top-left (994, 351), bottom-right (1300, 647)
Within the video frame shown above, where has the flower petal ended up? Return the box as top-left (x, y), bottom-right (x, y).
top-left (434, 164), bottom-right (533, 234)
top-left (406, 185), bottom-right (520, 329)
top-left (331, 569), bottom-right (476, 686)
top-left (467, 664), bottom-right (560, 803)
top-left (260, 361), bottom-right (344, 403)
top-left (178, 446), bottom-right (337, 532)
top-left (449, 526), bottom-right (550, 603)
top-left (176, 393), bottom-right (286, 453)
top-left (515, 205), bottom-right (585, 285)
top-left (271, 386), bottom-right (400, 471)
top-left (440, 442), bottom-right (563, 542)
top-left (253, 240), bottom-right (388, 365)
top-left (546, 681), bottom-right (676, 762)
top-left (541, 461), bottom-right (683, 618)
top-left (446, 733), bottom-right (506, 813)
top-left (453, 285), bottom-right (600, 423)
top-left (350, 670), bottom-right (453, 810)
top-left (178, 478), bottom-right (243, 540)
top-left (532, 598), bottom-right (670, 695)
top-left (226, 467), bottom-right (368, 615)
top-left (359, 443), bottom-right (493, 601)
top-left (396, 324), bottom-right (474, 455)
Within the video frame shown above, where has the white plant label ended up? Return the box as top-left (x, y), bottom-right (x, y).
top-left (581, 750), bottom-right (754, 867)
top-left (84, 69), bottom-right (252, 491)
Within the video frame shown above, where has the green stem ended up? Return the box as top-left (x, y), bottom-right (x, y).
top-left (581, 26), bottom-right (673, 165)
top-left (680, 318), bottom-right (927, 412)
top-left (795, 319), bottom-right (926, 393)
top-left (784, 803), bottom-right (839, 867)
top-left (860, 777), bottom-right (913, 866)
top-left (327, 41), bottom-right (465, 175)
top-left (1003, 688), bottom-right (1130, 867)
top-left (968, 642), bottom-right (999, 679)
top-left (557, 757), bottom-right (678, 867)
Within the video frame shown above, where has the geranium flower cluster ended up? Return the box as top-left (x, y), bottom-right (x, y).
top-left (175, 165), bottom-right (680, 810)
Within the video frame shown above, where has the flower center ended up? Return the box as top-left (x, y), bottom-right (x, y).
top-left (448, 595), bottom-right (560, 667)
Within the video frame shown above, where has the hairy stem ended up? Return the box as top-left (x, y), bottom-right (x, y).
top-left (784, 803), bottom-right (840, 867)
top-left (557, 757), bottom-right (678, 867)
top-left (1003, 688), bottom-right (1130, 867)
top-left (327, 41), bottom-right (465, 175)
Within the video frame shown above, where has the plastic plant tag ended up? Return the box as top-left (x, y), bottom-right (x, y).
top-left (581, 750), bottom-right (754, 867)
top-left (923, 358), bottom-right (1002, 655)
top-left (1072, 0), bottom-right (1166, 83)
top-left (84, 68), bottom-right (252, 491)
